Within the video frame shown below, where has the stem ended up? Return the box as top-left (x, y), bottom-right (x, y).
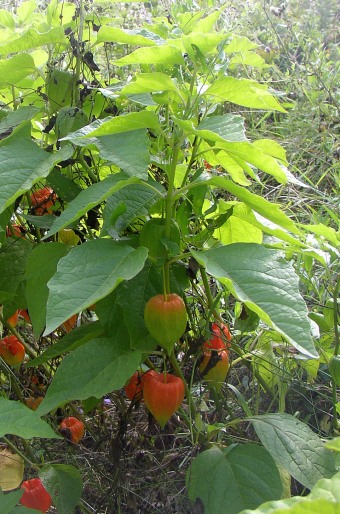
top-left (78, 152), bottom-right (98, 183)
top-left (163, 139), bottom-right (181, 294)
top-left (168, 351), bottom-right (196, 420)
top-left (2, 437), bottom-right (39, 471)
top-left (74, 0), bottom-right (84, 106)
top-left (332, 380), bottom-right (338, 431)
top-left (331, 275), bottom-right (339, 430)
top-left (0, 361), bottom-right (25, 402)
top-left (200, 267), bottom-right (220, 320)
top-left (333, 275), bottom-right (339, 356)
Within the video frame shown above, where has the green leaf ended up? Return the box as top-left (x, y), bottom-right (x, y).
top-left (204, 77), bottom-right (286, 112)
top-left (192, 11), bottom-right (222, 33)
top-left (203, 176), bottom-right (299, 233)
top-left (201, 144), bottom-right (250, 186)
top-left (176, 114), bottom-right (247, 143)
top-left (0, 106), bottom-right (40, 134)
top-left (302, 224), bottom-right (339, 247)
top-left (230, 52), bottom-right (266, 68)
top-left (40, 464), bottom-right (82, 514)
top-left (0, 398), bottom-right (60, 439)
top-left (239, 471), bottom-right (340, 514)
top-left (82, 111), bottom-right (160, 137)
top-left (0, 54), bottom-right (36, 87)
top-left (252, 139), bottom-right (288, 164)
top-left (225, 35), bottom-right (258, 53)
top-left (114, 45), bottom-right (185, 66)
top-left (37, 339), bottom-right (142, 415)
top-left (120, 72), bottom-right (180, 95)
top-left (95, 129), bottom-right (150, 178)
top-left (25, 243), bottom-right (69, 337)
top-left (192, 244), bottom-right (318, 357)
top-left (0, 139), bottom-right (73, 214)
top-left (0, 238), bottom-right (32, 304)
top-left (218, 141), bottom-right (288, 183)
top-left (0, 9), bottom-right (15, 29)
top-left (116, 264), bottom-right (164, 348)
top-left (44, 240), bottom-right (148, 334)
top-left (325, 438), bottom-right (340, 452)
top-left (96, 26), bottom-right (158, 46)
top-left (187, 444), bottom-right (282, 514)
top-left (47, 167), bottom-right (83, 203)
top-left (44, 173), bottom-right (141, 238)
top-left (214, 202), bottom-right (263, 244)
top-left (214, 198), bottom-right (303, 247)
top-left (249, 413), bottom-right (336, 489)
top-left (102, 182), bottom-right (163, 235)
top-left (0, 27), bottom-right (68, 57)
top-left (26, 321), bottom-right (105, 367)
top-left (0, 488), bottom-right (24, 514)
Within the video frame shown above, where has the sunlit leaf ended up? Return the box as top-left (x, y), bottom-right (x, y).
top-left (192, 243), bottom-right (318, 357)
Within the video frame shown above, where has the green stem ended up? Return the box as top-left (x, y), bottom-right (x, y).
top-left (163, 139), bottom-right (181, 294)
top-left (0, 361), bottom-right (24, 402)
top-left (168, 351), bottom-right (196, 420)
top-left (78, 152), bottom-right (98, 183)
top-left (333, 275), bottom-right (339, 356)
top-left (332, 275), bottom-right (339, 430)
top-left (74, 0), bottom-right (84, 106)
top-left (200, 267), bottom-right (220, 320)
top-left (2, 437), bottom-right (39, 471)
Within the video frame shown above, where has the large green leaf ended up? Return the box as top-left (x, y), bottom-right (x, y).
top-left (0, 106), bottom-right (40, 135)
top-left (225, 35), bottom-right (258, 53)
top-left (36, 338), bottom-right (142, 415)
top-left (191, 176), bottom-right (299, 233)
top-left (120, 72), bottom-right (180, 95)
top-left (0, 27), bottom-right (68, 57)
top-left (82, 111), bottom-right (160, 137)
top-left (114, 45), bottom-right (185, 66)
top-left (239, 471), bottom-right (340, 514)
top-left (0, 238), bottom-right (32, 304)
top-left (249, 413), bottom-right (336, 489)
top-left (218, 141), bottom-right (288, 183)
top-left (44, 240), bottom-right (148, 334)
top-left (0, 489), bottom-right (24, 514)
top-left (40, 464), bottom-right (82, 514)
top-left (0, 139), bottom-right (73, 214)
top-left (204, 77), bottom-right (286, 112)
top-left (102, 182), bottom-right (164, 236)
top-left (192, 244), bottom-right (318, 357)
top-left (187, 444), bottom-right (282, 514)
top-left (0, 398), bottom-right (60, 439)
top-left (0, 9), bottom-right (15, 29)
top-left (44, 173), bottom-right (141, 238)
top-left (25, 243), bottom-right (69, 336)
top-left (96, 26), bottom-right (158, 46)
top-left (0, 54), bottom-right (36, 87)
top-left (175, 114), bottom-right (247, 143)
top-left (95, 129), bottom-right (150, 178)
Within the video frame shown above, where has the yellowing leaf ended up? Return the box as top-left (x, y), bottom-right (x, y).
top-left (0, 447), bottom-right (24, 491)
